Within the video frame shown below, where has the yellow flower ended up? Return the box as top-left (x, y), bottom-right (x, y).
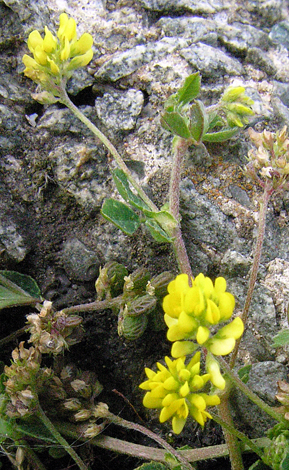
top-left (139, 353), bottom-right (220, 434)
top-left (22, 13), bottom-right (93, 93)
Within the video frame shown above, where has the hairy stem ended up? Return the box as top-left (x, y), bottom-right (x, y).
top-left (101, 409), bottom-right (194, 470)
top-left (36, 401), bottom-right (88, 470)
top-left (59, 88), bottom-right (158, 213)
top-left (216, 391), bottom-right (245, 470)
top-left (230, 184), bottom-right (272, 368)
top-left (55, 421), bottom-right (270, 464)
top-left (169, 138), bottom-right (192, 278)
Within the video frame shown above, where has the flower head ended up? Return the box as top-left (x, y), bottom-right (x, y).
top-left (245, 126), bottom-right (289, 192)
top-left (163, 273), bottom-right (243, 356)
top-left (139, 353), bottom-right (221, 433)
top-left (22, 13), bottom-right (93, 96)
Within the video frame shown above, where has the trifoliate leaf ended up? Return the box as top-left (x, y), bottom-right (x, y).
top-left (238, 364), bottom-right (252, 384)
top-left (101, 199), bottom-right (141, 235)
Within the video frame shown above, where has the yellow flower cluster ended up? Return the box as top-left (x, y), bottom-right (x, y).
top-left (139, 353), bottom-right (220, 434)
top-left (140, 273), bottom-right (244, 434)
top-left (163, 273), bottom-right (244, 357)
top-left (22, 13), bottom-right (93, 92)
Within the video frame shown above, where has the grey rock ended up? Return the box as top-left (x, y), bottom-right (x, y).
top-left (228, 279), bottom-right (278, 362)
top-left (62, 238), bottom-right (101, 281)
top-left (157, 17), bottom-right (217, 45)
top-left (49, 141), bottom-right (110, 214)
top-left (220, 249), bottom-right (251, 277)
top-left (243, 0), bottom-right (285, 27)
top-left (246, 47), bottom-right (277, 76)
top-left (94, 37), bottom-right (190, 82)
top-left (0, 3), bottom-right (23, 50)
top-left (95, 89), bottom-right (144, 132)
top-left (180, 42), bottom-right (243, 78)
top-left (272, 81), bottom-right (289, 107)
top-left (0, 196), bottom-right (29, 262)
top-left (37, 106), bottom-right (98, 137)
top-left (219, 22), bottom-right (272, 55)
top-left (180, 179), bottom-right (238, 253)
top-left (270, 21), bottom-right (289, 49)
top-left (3, 0), bottom-right (51, 29)
top-left (139, 0), bottom-right (226, 14)
top-left (232, 361), bottom-right (287, 438)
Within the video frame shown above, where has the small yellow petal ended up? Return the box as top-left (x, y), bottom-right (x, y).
top-left (172, 416), bottom-right (187, 434)
top-left (60, 37), bottom-right (71, 61)
top-left (28, 30), bottom-right (43, 52)
top-left (143, 392), bottom-right (162, 408)
top-left (70, 33), bottom-right (93, 56)
top-left (207, 337), bottom-right (235, 356)
top-left (43, 26), bottom-right (57, 53)
top-left (179, 381), bottom-right (190, 397)
top-left (66, 49), bottom-right (93, 71)
top-left (33, 45), bottom-right (47, 66)
top-left (217, 317), bottom-right (244, 340)
top-left (171, 340), bottom-right (198, 358)
top-left (196, 326), bottom-right (210, 344)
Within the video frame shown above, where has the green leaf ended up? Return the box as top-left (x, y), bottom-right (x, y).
top-left (101, 199), bottom-right (141, 235)
top-left (112, 169), bottom-right (151, 212)
top-left (133, 462), bottom-right (168, 470)
top-left (189, 100), bottom-right (209, 143)
top-left (202, 127), bottom-right (239, 142)
top-left (143, 209), bottom-right (178, 230)
top-left (145, 219), bottom-right (172, 243)
top-left (0, 271), bottom-right (42, 310)
top-left (272, 330), bottom-right (289, 348)
top-left (238, 364), bottom-right (252, 384)
top-left (160, 112), bottom-right (191, 139)
top-left (176, 73), bottom-right (200, 105)
top-left (282, 453), bottom-right (289, 470)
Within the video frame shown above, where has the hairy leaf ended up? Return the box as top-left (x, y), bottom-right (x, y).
top-left (161, 112), bottom-right (191, 139)
top-left (101, 199), bottom-right (141, 235)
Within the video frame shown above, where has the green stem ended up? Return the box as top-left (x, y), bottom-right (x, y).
top-left (210, 412), bottom-right (264, 460)
top-left (230, 184), bottom-right (272, 368)
top-left (36, 401), bottom-right (88, 470)
top-left (218, 357), bottom-right (288, 426)
top-left (59, 88), bottom-right (158, 213)
top-left (169, 138), bottom-right (192, 278)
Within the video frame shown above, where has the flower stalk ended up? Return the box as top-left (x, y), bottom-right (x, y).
top-left (230, 182), bottom-right (273, 368)
top-left (35, 399), bottom-right (89, 470)
top-left (169, 138), bottom-right (193, 278)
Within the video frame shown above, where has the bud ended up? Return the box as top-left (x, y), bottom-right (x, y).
top-left (118, 309), bottom-right (149, 340)
top-left (95, 261), bottom-right (128, 300)
top-left (148, 271), bottom-right (175, 299)
top-left (74, 408), bottom-right (92, 421)
top-left (123, 268), bottom-right (151, 295)
top-left (125, 295), bottom-right (157, 317)
top-left (83, 422), bottom-right (105, 438)
top-left (63, 398), bottom-right (82, 411)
